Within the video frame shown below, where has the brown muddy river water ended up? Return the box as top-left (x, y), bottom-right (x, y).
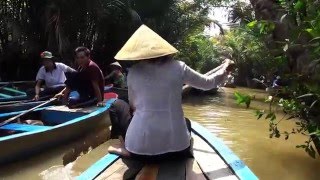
top-left (0, 87), bottom-right (319, 180)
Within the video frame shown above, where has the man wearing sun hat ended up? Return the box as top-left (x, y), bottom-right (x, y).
top-left (33, 51), bottom-right (75, 100)
top-left (108, 24), bottom-right (235, 160)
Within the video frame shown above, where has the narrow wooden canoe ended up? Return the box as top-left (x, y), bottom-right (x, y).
top-left (189, 88), bottom-right (219, 95)
top-left (0, 88), bottom-right (114, 114)
top-left (0, 97), bottom-right (117, 164)
top-left (77, 121), bottom-right (258, 180)
top-left (224, 83), bottom-right (236, 88)
top-left (0, 87), bottom-right (27, 102)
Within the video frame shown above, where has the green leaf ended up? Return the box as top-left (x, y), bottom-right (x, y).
top-left (296, 144), bottom-right (307, 148)
top-left (294, 0), bottom-right (305, 10)
top-left (255, 110), bottom-right (265, 120)
top-left (286, 115), bottom-right (295, 120)
top-left (247, 20), bottom-right (257, 29)
top-left (265, 112), bottom-right (274, 119)
top-left (285, 134), bottom-right (289, 140)
top-left (307, 146), bottom-right (316, 159)
top-left (305, 28), bottom-right (320, 37)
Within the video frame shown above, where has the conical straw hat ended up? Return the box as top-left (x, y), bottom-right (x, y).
top-left (110, 61), bottom-right (122, 68)
top-left (115, 25), bottom-right (178, 61)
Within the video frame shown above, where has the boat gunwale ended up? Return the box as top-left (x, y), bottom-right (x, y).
top-left (0, 98), bottom-right (116, 142)
top-left (0, 87), bottom-right (27, 101)
top-left (191, 121), bottom-right (258, 180)
top-left (77, 120), bottom-right (258, 180)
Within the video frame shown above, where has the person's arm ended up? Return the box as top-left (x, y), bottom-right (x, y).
top-left (34, 80), bottom-right (43, 100)
top-left (88, 66), bottom-right (104, 106)
top-left (92, 80), bottom-right (103, 102)
top-left (34, 67), bottom-right (45, 100)
top-left (104, 71), bottom-right (116, 80)
top-left (58, 63), bottom-right (76, 73)
top-left (183, 60), bottom-right (234, 90)
top-left (54, 87), bottom-right (70, 104)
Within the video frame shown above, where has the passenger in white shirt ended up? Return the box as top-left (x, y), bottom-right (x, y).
top-left (34, 51), bottom-right (75, 100)
top-left (108, 25), bottom-right (235, 161)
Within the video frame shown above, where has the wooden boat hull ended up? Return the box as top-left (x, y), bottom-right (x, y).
top-left (189, 87), bottom-right (218, 95)
top-left (0, 98), bottom-right (116, 164)
top-left (77, 121), bottom-right (258, 180)
top-left (224, 83), bottom-right (236, 88)
top-left (0, 87), bottom-right (27, 102)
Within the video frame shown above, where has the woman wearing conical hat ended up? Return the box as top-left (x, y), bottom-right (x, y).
top-left (105, 61), bottom-right (127, 88)
top-left (108, 25), bottom-right (235, 160)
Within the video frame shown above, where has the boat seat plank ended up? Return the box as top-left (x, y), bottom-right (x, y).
top-left (186, 158), bottom-right (207, 180)
top-left (0, 123), bottom-right (51, 132)
top-left (192, 134), bottom-right (238, 180)
top-left (96, 158), bottom-right (143, 180)
top-left (135, 164), bottom-right (159, 180)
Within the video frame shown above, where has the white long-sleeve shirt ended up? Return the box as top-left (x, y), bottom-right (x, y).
top-left (125, 60), bottom-right (227, 155)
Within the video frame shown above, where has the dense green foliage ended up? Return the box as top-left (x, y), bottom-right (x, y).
top-left (0, 0), bottom-right (222, 80)
top-left (233, 0), bottom-right (320, 158)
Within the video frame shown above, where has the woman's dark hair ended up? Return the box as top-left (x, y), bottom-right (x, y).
top-left (74, 47), bottom-right (90, 57)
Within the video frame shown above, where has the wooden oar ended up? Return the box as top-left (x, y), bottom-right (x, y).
top-left (0, 95), bottom-right (52, 106)
top-left (252, 78), bottom-right (268, 87)
top-left (0, 98), bottom-right (57, 127)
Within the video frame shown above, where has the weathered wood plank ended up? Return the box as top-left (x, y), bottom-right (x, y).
top-left (192, 134), bottom-right (238, 180)
top-left (157, 160), bottom-right (186, 180)
top-left (186, 158), bottom-right (207, 180)
top-left (96, 158), bottom-right (143, 180)
top-left (135, 164), bottom-right (159, 180)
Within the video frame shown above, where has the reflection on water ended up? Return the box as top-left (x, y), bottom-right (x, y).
top-left (0, 87), bottom-right (319, 180)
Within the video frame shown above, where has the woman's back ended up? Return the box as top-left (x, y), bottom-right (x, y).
top-left (126, 60), bottom-right (189, 155)
top-left (126, 59), bottom-right (228, 155)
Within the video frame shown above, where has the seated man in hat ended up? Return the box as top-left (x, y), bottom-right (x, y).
top-left (105, 61), bottom-right (127, 88)
top-left (55, 47), bottom-right (105, 108)
top-left (33, 51), bottom-right (75, 100)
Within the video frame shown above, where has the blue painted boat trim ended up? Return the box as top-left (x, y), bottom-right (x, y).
top-left (0, 88), bottom-right (27, 101)
top-left (0, 98), bottom-right (116, 142)
top-left (0, 123), bottom-right (51, 132)
top-left (77, 154), bottom-right (120, 180)
top-left (77, 121), bottom-right (257, 180)
top-left (0, 93), bottom-right (12, 98)
top-left (0, 106), bottom-right (50, 118)
top-left (191, 121), bottom-right (258, 180)
top-left (3, 87), bottom-right (27, 95)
